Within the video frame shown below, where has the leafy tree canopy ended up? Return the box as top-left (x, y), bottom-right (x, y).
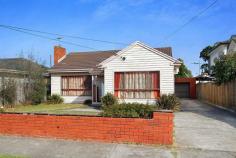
top-left (212, 53), bottom-right (236, 84)
top-left (175, 58), bottom-right (192, 78)
top-left (200, 46), bottom-right (213, 62)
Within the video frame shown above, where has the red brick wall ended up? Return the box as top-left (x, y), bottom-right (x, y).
top-left (175, 77), bottom-right (196, 99)
top-left (0, 112), bottom-right (173, 145)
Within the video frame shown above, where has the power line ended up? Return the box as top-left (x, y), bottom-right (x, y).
top-left (0, 24), bottom-right (127, 45)
top-left (163, 0), bottom-right (218, 41)
top-left (0, 25), bottom-right (97, 50)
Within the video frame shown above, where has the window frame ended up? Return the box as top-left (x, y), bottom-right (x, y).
top-left (61, 75), bottom-right (92, 96)
top-left (114, 71), bottom-right (160, 99)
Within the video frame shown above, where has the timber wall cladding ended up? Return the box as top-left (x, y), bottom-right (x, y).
top-left (197, 80), bottom-right (236, 111)
top-left (0, 112), bottom-right (173, 145)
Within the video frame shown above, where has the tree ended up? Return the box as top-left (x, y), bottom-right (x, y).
top-left (200, 46), bottom-right (213, 62)
top-left (199, 46), bottom-right (213, 73)
top-left (212, 53), bottom-right (236, 84)
top-left (17, 52), bottom-right (48, 105)
top-left (175, 58), bottom-right (192, 78)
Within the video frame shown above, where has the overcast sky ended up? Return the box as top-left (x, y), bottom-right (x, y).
top-left (0, 0), bottom-right (236, 76)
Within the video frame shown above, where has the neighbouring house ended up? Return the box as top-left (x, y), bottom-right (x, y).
top-left (0, 58), bottom-right (49, 105)
top-left (49, 41), bottom-right (181, 104)
top-left (209, 35), bottom-right (236, 68)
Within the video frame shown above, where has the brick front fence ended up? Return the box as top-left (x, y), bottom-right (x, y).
top-left (0, 111), bottom-right (173, 145)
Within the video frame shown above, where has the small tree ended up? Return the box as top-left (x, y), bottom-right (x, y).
top-left (0, 78), bottom-right (17, 107)
top-left (212, 53), bottom-right (236, 84)
top-left (20, 53), bottom-right (47, 105)
top-left (175, 58), bottom-right (192, 78)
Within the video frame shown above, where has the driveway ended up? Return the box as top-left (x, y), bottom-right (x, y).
top-left (174, 99), bottom-right (236, 152)
top-left (0, 99), bottom-right (236, 158)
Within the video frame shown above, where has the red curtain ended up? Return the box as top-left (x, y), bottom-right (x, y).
top-left (114, 72), bottom-right (121, 97)
top-left (152, 72), bottom-right (160, 98)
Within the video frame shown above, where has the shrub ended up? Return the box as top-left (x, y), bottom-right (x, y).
top-left (101, 103), bottom-right (155, 118)
top-left (83, 99), bottom-right (92, 105)
top-left (212, 53), bottom-right (236, 84)
top-left (29, 79), bottom-right (46, 105)
top-left (0, 106), bottom-right (4, 113)
top-left (47, 94), bottom-right (64, 104)
top-left (156, 94), bottom-right (181, 111)
top-left (101, 93), bottom-right (117, 107)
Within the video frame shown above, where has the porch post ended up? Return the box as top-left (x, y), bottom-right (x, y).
top-left (92, 75), bottom-right (94, 103)
top-left (92, 75), bottom-right (98, 103)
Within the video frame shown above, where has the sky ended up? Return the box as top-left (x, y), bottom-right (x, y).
top-left (0, 0), bottom-right (236, 76)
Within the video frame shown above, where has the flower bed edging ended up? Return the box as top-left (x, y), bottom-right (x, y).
top-left (0, 111), bottom-right (173, 145)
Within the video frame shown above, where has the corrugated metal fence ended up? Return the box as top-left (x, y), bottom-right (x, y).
top-left (197, 80), bottom-right (236, 111)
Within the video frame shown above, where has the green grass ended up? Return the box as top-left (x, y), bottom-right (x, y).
top-left (4, 103), bottom-right (100, 116)
top-left (0, 154), bottom-right (28, 158)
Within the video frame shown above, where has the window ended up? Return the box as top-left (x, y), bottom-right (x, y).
top-left (61, 76), bottom-right (92, 96)
top-left (114, 71), bottom-right (160, 99)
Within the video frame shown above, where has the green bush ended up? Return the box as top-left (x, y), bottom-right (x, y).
top-left (47, 94), bottom-right (64, 104)
top-left (212, 53), bottom-right (236, 84)
top-left (31, 79), bottom-right (46, 105)
top-left (0, 106), bottom-right (4, 113)
top-left (101, 93), bottom-right (117, 107)
top-left (101, 103), bottom-right (155, 118)
top-left (83, 99), bottom-right (92, 105)
top-left (156, 94), bottom-right (181, 111)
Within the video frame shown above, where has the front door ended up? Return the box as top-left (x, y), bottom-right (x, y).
top-left (92, 75), bottom-right (104, 103)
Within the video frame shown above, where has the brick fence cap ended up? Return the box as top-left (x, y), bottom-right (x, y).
top-left (154, 110), bottom-right (173, 113)
top-left (1, 112), bottom-right (100, 117)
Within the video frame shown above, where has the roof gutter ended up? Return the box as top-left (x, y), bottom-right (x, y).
top-left (48, 68), bottom-right (92, 73)
top-left (0, 69), bottom-right (28, 75)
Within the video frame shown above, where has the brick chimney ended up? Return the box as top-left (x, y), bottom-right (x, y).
top-left (54, 46), bottom-right (66, 65)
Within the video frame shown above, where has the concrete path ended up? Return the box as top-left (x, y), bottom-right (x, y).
top-left (0, 99), bottom-right (236, 158)
top-left (175, 99), bottom-right (236, 153)
top-left (0, 136), bottom-right (174, 158)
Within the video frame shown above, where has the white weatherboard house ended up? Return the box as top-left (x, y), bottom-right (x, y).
top-left (49, 41), bottom-right (181, 104)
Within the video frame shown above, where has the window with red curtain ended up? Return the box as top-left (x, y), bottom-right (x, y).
top-left (114, 71), bottom-right (160, 99)
top-left (61, 76), bottom-right (92, 96)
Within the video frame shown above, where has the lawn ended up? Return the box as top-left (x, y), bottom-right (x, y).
top-left (0, 155), bottom-right (27, 158)
top-left (4, 103), bottom-right (101, 116)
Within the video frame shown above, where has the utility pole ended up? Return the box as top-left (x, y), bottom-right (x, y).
top-left (50, 54), bottom-right (52, 68)
top-left (192, 59), bottom-right (201, 76)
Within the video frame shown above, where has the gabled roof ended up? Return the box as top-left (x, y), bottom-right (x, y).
top-left (50, 42), bottom-right (175, 72)
top-left (99, 41), bottom-right (180, 67)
